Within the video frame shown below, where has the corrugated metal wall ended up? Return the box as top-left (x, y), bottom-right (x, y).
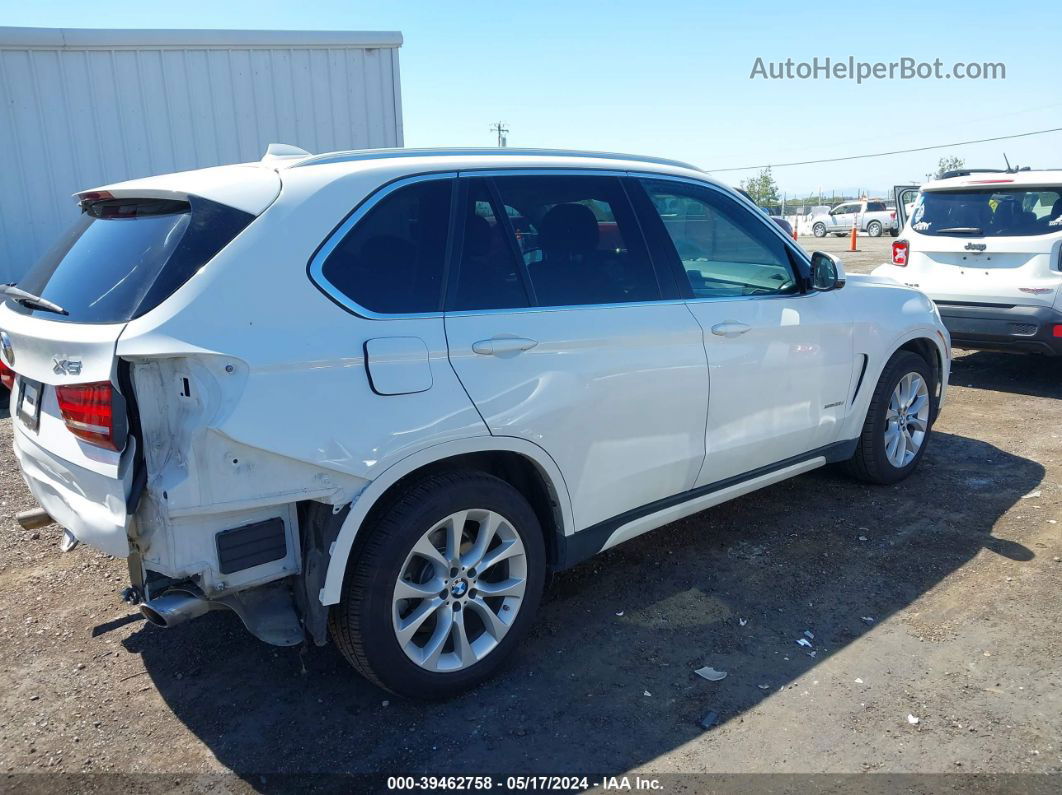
top-left (0, 28), bottom-right (404, 282)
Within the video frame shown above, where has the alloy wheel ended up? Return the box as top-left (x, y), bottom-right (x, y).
top-left (884, 372), bottom-right (930, 468)
top-left (392, 509), bottom-right (527, 672)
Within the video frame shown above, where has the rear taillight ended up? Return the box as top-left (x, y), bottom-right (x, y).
top-left (55, 382), bottom-right (119, 450)
top-left (0, 358), bottom-right (13, 391)
top-left (892, 239), bottom-right (910, 266)
top-left (1053, 324), bottom-right (1062, 338)
top-left (890, 211), bottom-right (896, 219)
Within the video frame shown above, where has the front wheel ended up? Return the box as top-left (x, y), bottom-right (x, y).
top-left (329, 470), bottom-right (546, 698)
top-left (845, 351), bottom-right (935, 485)
top-left (867, 221), bottom-right (882, 237)
top-left (813, 222), bottom-right (826, 237)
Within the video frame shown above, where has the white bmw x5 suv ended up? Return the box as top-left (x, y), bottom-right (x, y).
top-left (0, 147), bottom-right (950, 697)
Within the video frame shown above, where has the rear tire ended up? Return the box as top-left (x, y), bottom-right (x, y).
top-left (867, 221), bottom-right (882, 237)
top-left (813, 223), bottom-right (826, 238)
top-left (329, 470), bottom-right (546, 699)
top-left (845, 351), bottom-right (935, 485)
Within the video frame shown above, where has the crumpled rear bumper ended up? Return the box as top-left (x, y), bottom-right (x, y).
top-left (13, 423), bottom-right (132, 558)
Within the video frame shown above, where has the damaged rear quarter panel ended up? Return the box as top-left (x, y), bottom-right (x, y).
top-left (115, 167), bottom-right (488, 594)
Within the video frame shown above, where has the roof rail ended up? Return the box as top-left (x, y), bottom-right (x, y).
top-left (291, 147), bottom-right (702, 172)
top-left (939, 168), bottom-right (1006, 179)
top-left (940, 166), bottom-right (1034, 179)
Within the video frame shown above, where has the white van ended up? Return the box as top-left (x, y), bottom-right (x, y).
top-left (875, 171), bottom-right (1062, 355)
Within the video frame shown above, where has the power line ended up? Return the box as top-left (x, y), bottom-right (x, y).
top-left (705, 126), bottom-right (1062, 173)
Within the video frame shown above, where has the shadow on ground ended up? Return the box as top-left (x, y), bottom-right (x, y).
top-left (950, 351), bottom-right (1061, 399)
top-left (118, 430), bottom-right (1040, 779)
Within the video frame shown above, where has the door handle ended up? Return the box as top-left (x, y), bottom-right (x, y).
top-left (472, 337), bottom-right (539, 356)
top-left (710, 321), bottom-right (752, 338)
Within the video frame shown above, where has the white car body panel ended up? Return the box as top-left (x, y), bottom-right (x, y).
top-left (685, 291), bottom-right (854, 484)
top-left (1, 148), bottom-right (950, 636)
top-left (446, 301), bottom-right (709, 531)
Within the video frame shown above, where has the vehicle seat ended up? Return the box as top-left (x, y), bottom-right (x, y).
top-left (530, 203), bottom-right (603, 305)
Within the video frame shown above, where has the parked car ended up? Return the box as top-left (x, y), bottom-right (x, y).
top-left (734, 188), bottom-right (793, 236)
top-left (0, 147), bottom-right (950, 698)
top-left (762, 208), bottom-right (794, 237)
top-left (874, 170), bottom-right (1062, 355)
top-left (810, 199), bottom-right (898, 238)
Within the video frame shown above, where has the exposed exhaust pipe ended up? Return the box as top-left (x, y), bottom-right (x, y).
top-left (16, 508), bottom-right (55, 531)
top-left (139, 590), bottom-right (212, 629)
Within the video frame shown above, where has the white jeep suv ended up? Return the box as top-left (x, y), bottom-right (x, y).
top-left (875, 170), bottom-right (1062, 355)
top-left (0, 148), bottom-right (950, 697)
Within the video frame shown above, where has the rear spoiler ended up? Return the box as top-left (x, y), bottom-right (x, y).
top-left (75, 164), bottom-right (281, 216)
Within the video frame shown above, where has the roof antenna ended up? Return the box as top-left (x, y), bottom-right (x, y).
top-left (1002, 152), bottom-right (1013, 172)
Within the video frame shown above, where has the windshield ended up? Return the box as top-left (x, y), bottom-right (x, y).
top-left (7, 196), bottom-right (253, 324)
top-left (911, 187), bottom-right (1062, 237)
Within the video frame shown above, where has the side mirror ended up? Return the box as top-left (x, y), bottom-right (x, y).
top-left (810, 251), bottom-right (846, 291)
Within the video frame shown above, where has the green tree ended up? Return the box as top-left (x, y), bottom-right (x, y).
top-left (927, 156), bottom-right (965, 181)
top-left (740, 166), bottom-right (780, 207)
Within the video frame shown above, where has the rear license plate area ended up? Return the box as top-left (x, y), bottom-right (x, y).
top-left (16, 377), bottom-right (43, 432)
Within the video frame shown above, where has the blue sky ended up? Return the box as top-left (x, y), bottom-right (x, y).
top-left (3, 0), bottom-right (1059, 196)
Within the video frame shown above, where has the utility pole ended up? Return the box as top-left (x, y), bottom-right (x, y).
top-left (490, 121), bottom-right (509, 147)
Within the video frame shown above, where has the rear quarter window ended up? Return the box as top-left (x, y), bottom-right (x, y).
top-left (9, 196), bottom-right (253, 324)
top-left (316, 178), bottom-right (453, 314)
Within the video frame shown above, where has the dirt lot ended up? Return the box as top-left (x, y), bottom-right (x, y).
top-left (0, 235), bottom-right (1059, 787)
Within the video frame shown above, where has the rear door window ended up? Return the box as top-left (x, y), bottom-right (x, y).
top-left (9, 197), bottom-right (253, 324)
top-left (318, 178), bottom-right (452, 314)
top-left (489, 174), bottom-right (660, 307)
top-left (912, 187), bottom-right (1062, 237)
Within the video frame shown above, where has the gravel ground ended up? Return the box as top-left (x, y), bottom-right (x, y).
top-left (0, 236), bottom-right (1059, 786)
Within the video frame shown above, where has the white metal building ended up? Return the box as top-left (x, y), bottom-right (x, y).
top-left (0, 27), bottom-right (404, 282)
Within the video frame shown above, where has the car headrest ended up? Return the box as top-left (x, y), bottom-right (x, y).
top-left (539, 203), bottom-right (599, 258)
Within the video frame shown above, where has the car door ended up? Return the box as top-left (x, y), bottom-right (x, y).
top-left (830, 203), bottom-right (854, 232)
top-left (444, 172), bottom-right (709, 531)
top-left (632, 177), bottom-right (855, 486)
top-left (893, 185), bottom-right (920, 229)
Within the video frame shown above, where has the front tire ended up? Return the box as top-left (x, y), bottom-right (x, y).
top-left (813, 222), bottom-right (826, 238)
top-left (845, 351), bottom-right (935, 485)
top-left (867, 221), bottom-right (882, 237)
top-left (329, 470), bottom-right (546, 699)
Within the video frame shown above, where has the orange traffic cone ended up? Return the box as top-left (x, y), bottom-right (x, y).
top-left (792, 223), bottom-right (798, 241)
top-left (849, 225), bottom-right (858, 251)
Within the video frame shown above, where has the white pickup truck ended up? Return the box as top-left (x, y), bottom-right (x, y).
top-left (810, 199), bottom-right (898, 238)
